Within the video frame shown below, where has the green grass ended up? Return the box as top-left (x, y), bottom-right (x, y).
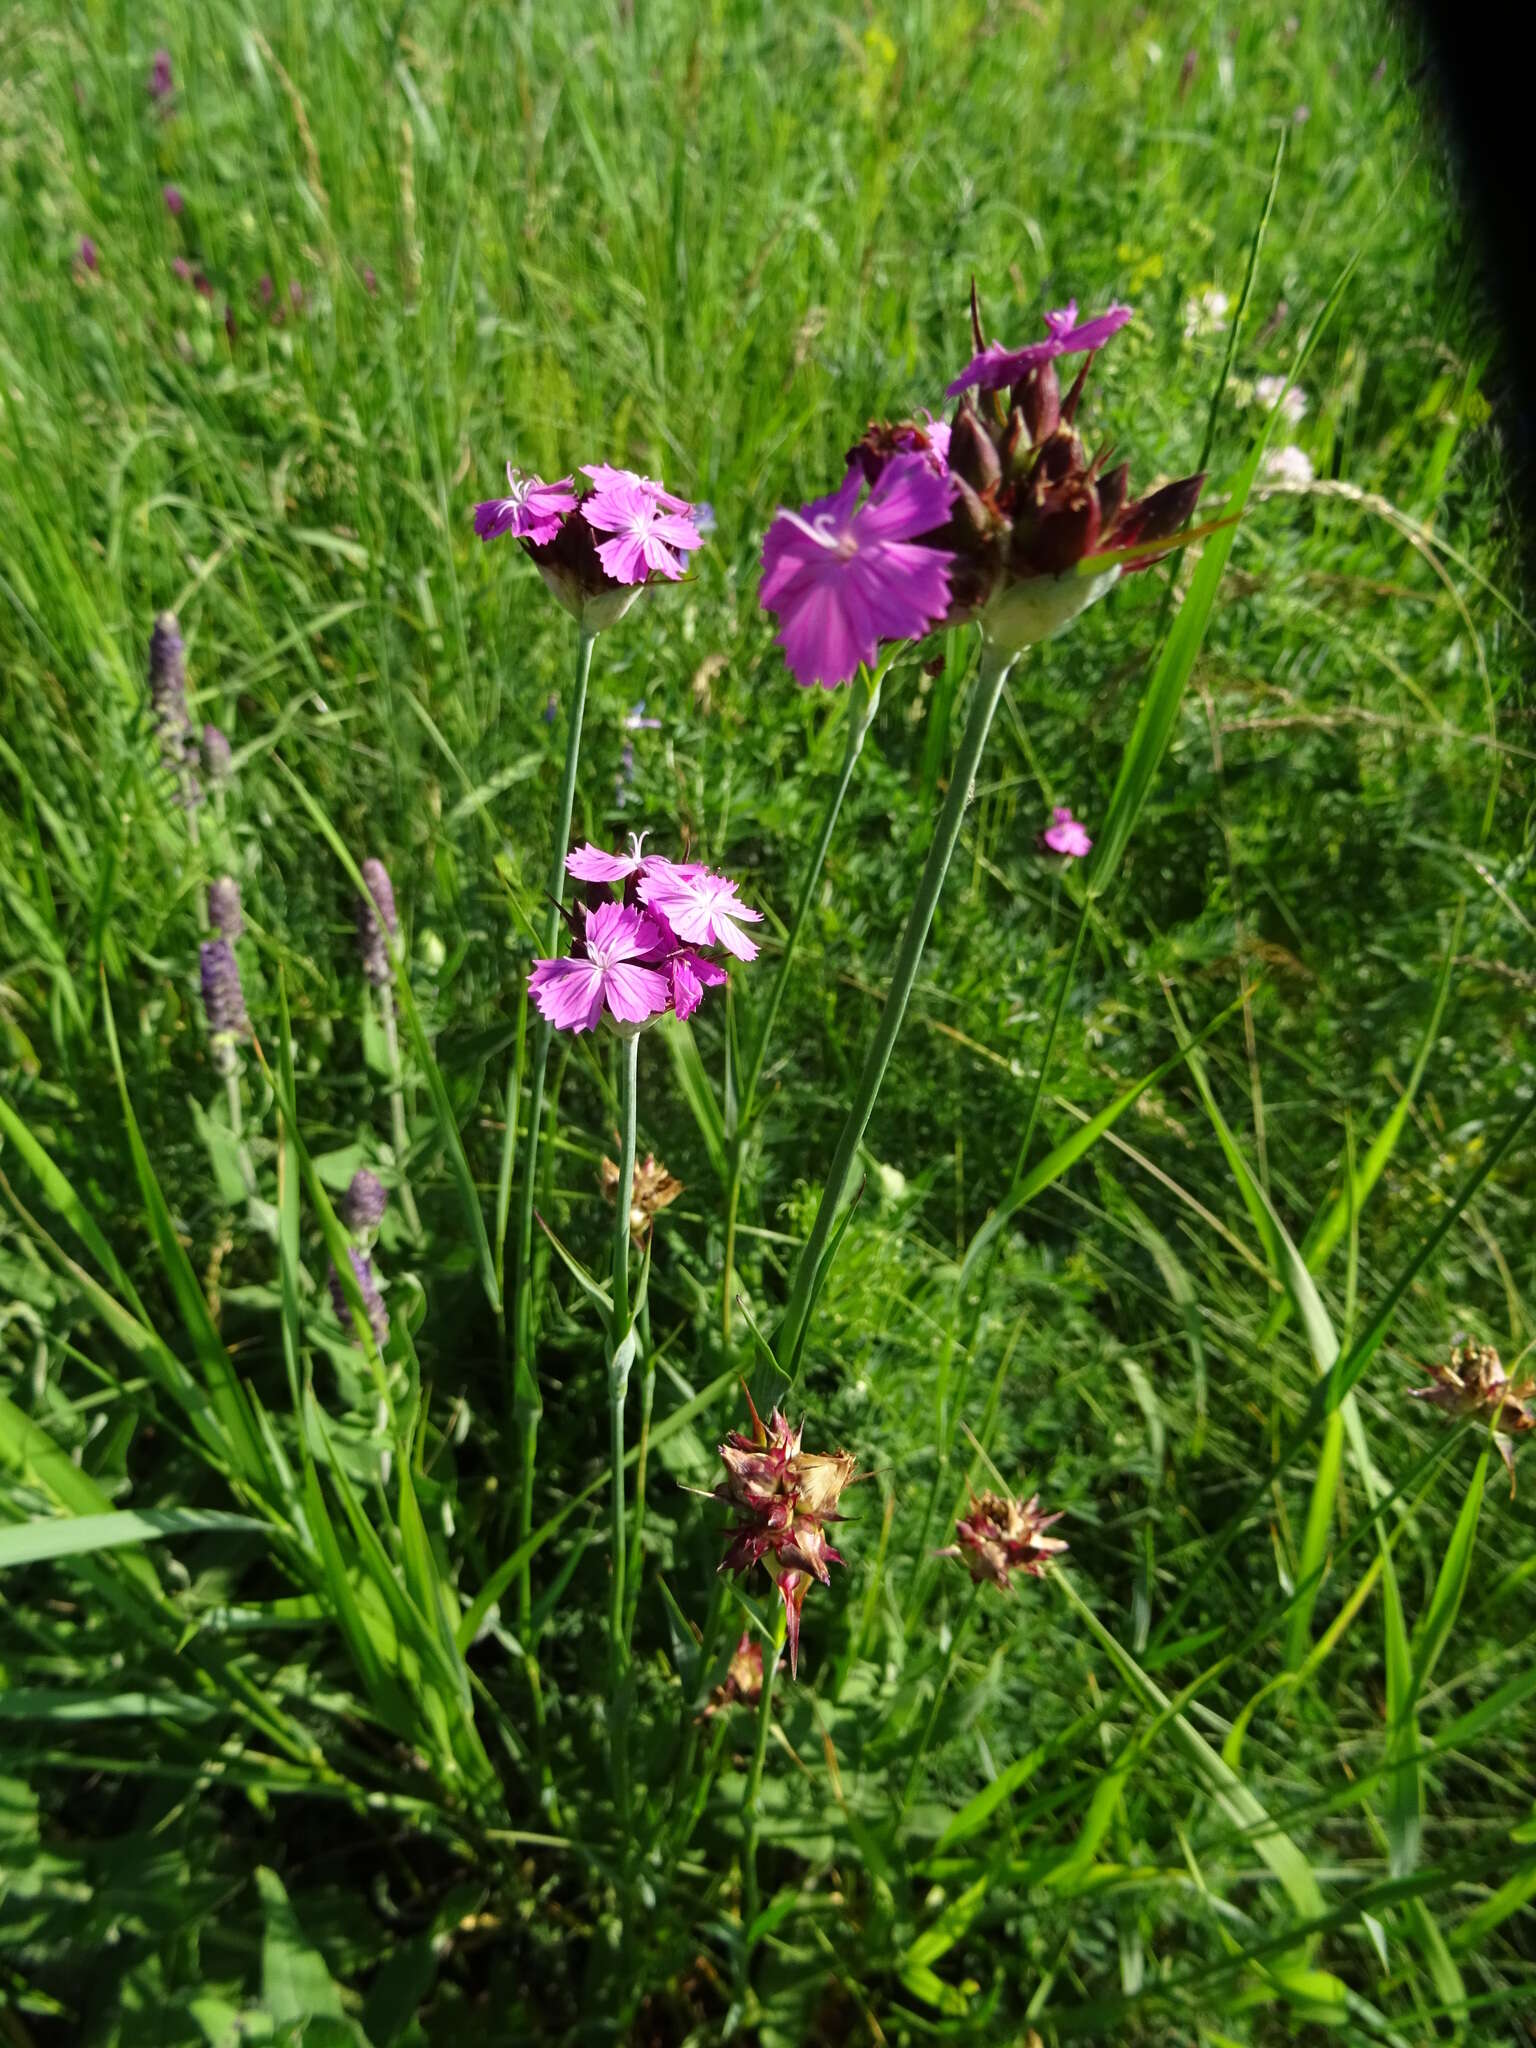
top-left (3, 0), bottom-right (1535, 2040)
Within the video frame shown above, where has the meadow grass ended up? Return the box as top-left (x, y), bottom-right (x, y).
top-left (2, 0), bottom-right (1535, 2040)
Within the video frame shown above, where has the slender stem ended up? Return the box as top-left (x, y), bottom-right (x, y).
top-left (512, 626), bottom-right (596, 1636)
top-left (773, 639), bottom-right (1017, 1381)
top-left (608, 1031), bottom-right (639, 1682)
top-left (722, 668), bottom-right (883, 1345)
top-left (1013, 903), bottom-right (1089, 1181)
top-left (223, 1064), bottom-right (260, 1224)
top-left (741, 1606), bottom-right (787, 1934)
top-left (379, 987), bottom-right (423, 1241)
top-left (188, 804), bottom-right (209, 933)
top-left (899, 1581), bottom-right (981, 1819)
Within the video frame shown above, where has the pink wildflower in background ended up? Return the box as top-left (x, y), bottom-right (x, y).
top-left (759, 452), bottom-right (956, 688)
top-left (149, 49), bottom-right (173, 101)
top-left (528, 901), bottom-right (670, 1034)
top-left (78, 235), bottom-right (98, 273)
top-left (947, 299), bottom-right (1134, 396)
top-left (472, 458), bottom-right (707, 627)
top-left (163, 184), bottom-right (184, 215)
top-left (1040, 806), bottom-right (1092, 859)
top-left (472, 466), bottom-right (579, 545)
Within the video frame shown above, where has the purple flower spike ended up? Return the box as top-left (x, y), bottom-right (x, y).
top-left (473, 466), bottom-right (579, 545)
top-left (342, 1168), bottom-right (389, 1232)
top-left (149, 49), bottom-right (173, 100)
top-left (357, 857), bottom-right (397, 988)
top-left (947, 300), bottom-right (1134, 396)
top-left (637, 864), bottom-right (763, 961)
top-left (163, 183), bottom-right (184, 215)
top-left (208, 876), bottom-right (244, 939)
top-left (528, 900), bottom-right (671, 1035)
top-left (78, 235), bottom-right (98, 273)
top-left (1040, 806), bottom-right (1092, 860)
top-left (581, 483), bottom-right (703, 585)
top-left (759, 453), bottom-right (956, 689)
top-left (329, 1248), bottom-right (389, 1348)
top-left (200, 939), bottom-right (249, 1071)
top-left (624, 702), bottom-right (661, 731)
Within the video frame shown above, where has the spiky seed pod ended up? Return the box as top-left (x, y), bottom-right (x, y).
top-left (328, 1247), bottom-right (389, 1348)
top-left (600, 1151), bottom-right (683, 1244)
top-left (713, 1389), bottom-right (856, 1678)
top-left (207, 876), bottom-right (243, 940)
top-left (939, 1489), bottom-right (1068, 1592)
top-left (701, 1632), bottom-right (765, 1719)
top-left (341, 1168), bottom-right (389, 1233)
top-left (1409, 1337), bottom-right (1536, 1496)
top-left (356, 857), bottom-right (397, 987)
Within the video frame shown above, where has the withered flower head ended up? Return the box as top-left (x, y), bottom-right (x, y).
top-left (701, 1631), bottom-right (765, 1719)
top-left (600, 1150), bottom-right (684, 1244)
top-left (1409, 1337), bottom-right (1536, 1496)
top-left (853, 283), bottom-right (1207, 657)
top-left (713, 1387), bottom-right (856, 1678)
top-left (939, 1488), bottom-right (1067, 1592)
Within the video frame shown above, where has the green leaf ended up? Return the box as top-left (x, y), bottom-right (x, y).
top-left (256, 1866), bottom-right (353, 2028)
top-left (0, 1507), bottom-right (263, 1570)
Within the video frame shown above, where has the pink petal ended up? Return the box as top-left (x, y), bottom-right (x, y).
top-left (594, 532), bottom-right (651, 585)
top-left (567, 843), bottom-right (640, 882)
top-left (602, 961), bottom-right (670, 1025)
top-left (713, 916), bottom-right (758, 963)
top-left (853, 453), bottom-right (955, 544)
top-left (669, 953), bottom-right (703, 1020)
top-left (772, 561), bottom-right (877, 688)
top-left (528, 958), bottom-right (605, 1033)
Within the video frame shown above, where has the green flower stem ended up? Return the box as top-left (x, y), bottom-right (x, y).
top-left (741, 1604), bottom-right (787, 1935)
top-left (608, 1030), bottom-right (640, 1681)
top-left (1013, 901), bottom-right (1090, 1181)
top-left (721, 664), bottom-right (885, 1344)
top-left (774, 638), bottom-right (1018, 1379)
top-left (512, 626), bottom-right (596, 1639)
top-left (899, 1579), bottom-right (981, 1819)
top-left (378, 986), bottom-right (423, 1242)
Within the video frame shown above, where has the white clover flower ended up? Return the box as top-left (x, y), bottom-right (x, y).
top-left (1262, 444), bottom-right (1315, 487)
top-left (1182, 286), bottom-right (1229, 340)
top-left (1253, 374), bottom-right (1308, 426)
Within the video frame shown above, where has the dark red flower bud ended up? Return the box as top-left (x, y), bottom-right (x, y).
top-left (948, 403), bottom-right (1002, 494)
top-left (1015, 480), bottom-right (1101, 576)
top-left (1011, 359), bottom-right (1060, 444)
top-left (1095, 461), bottom-right (1130, 531)
top-left (1115, 472), bottom-right (1207, 570)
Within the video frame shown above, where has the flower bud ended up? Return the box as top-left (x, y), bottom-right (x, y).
top-left (940, 1488), bottom-right (1067, 1592)
top-left (199, 939), bottom-right (249, 1072)
top-left (1014, 480), bottom-right (1101, 577)
top-left (1115, 473), bottom-right (1207, 567)
top-left (947, 403), bottom-right (1002, 494)
top-left (1011, 359), bottom-right (1060, 444)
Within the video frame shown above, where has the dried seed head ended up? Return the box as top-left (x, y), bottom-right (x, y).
top-left (356, 857), bottom-right (397, 987)
top-left (713, 1388), bottom-right (855, 1677)
top-left (207, 876), bottom-right (243, 940)
top-left (1409, 1337), bottom-right (1536, 1496)
top-left (701, 1631), bottom-right (765, 1719)
top-left (342, 1168), bottom-right (389, 1233)
top-left (940, 1488), bottom-right (1067, 1592)
top-left (600, 1151), bottom-right (684, 1244)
